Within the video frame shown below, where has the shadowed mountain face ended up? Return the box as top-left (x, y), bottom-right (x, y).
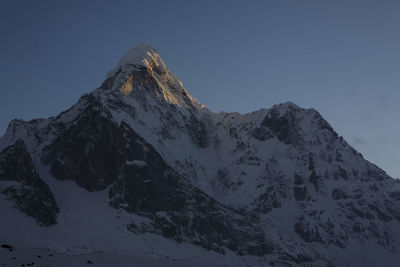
top-left (1, 43), bottom-right (400, 266)
top-left (0, 140), bottom-right (59, 226)
top-left (39, 96), bottom-right (269, 255)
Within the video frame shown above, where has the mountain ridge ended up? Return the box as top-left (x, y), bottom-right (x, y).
top-left (1, 43), bottom-right (400, 266)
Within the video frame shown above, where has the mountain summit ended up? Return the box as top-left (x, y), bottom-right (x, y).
top-left (116, 42), bottom-right (158, 68)
top-left (1, 44), bottom-right (400, 266)
top-left (106, 43), bottom-right (165, 81)
top-left (103, 43), bottom-right (203, 110)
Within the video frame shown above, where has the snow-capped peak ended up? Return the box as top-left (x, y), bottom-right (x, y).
top-left (106, 43), bottom-right (166, 78)
top-left (102, 43), bottom-right (206, 110)
top-left (2, 43), bottom-right (400, 267)
top-left (117, 43), bottom-right (158, 68)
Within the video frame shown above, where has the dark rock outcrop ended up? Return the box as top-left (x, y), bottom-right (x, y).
top-left (0, 140), bottom-right (59, 226)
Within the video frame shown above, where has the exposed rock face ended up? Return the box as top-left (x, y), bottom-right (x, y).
top-left (0, 140), bottom-right (59, 226)
top-left (40, 97), bottom-right (268, 255)
top-left (1, 43), bottom-right (400, 266)
top-left (41, 94), bottom-right (121, 191)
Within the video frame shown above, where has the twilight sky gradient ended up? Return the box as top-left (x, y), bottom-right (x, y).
top-left (0, 0), bottom-right (399, 177)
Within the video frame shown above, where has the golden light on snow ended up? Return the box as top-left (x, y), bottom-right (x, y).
top-left (146, 52), bottom-right (159, 66)
top-left (120, 75), bottom-right (133, 96)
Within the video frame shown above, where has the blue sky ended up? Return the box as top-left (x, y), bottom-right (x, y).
top-left (0, 0), bottom-right (399, 177)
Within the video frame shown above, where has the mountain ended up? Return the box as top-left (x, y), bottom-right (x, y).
top-left (1, 43), bottom-right (400, 266)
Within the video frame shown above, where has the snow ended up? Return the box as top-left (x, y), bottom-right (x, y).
top-left (0, 158), bottom-right (271, 266)
top-left (0, 246), bottom-right (232, 267)
top-left (2, 43), bottom-right (400, 266)
top-left (118, 43), bottom-right (157, 68)
top-left (271, 101), bottom-right (300, 115)
top-left (106, 43), bottom-right (165, 79)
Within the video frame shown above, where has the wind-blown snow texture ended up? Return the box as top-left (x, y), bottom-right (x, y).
top-left (1, 43), bottom-right (400, 266)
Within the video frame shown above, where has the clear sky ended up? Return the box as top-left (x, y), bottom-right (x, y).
top-left (0, 0), bottom-right (399, 178)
